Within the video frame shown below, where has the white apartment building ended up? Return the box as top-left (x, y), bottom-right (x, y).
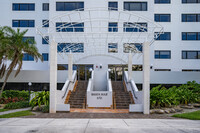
top-left (0, 0), bottom-right (200, 113)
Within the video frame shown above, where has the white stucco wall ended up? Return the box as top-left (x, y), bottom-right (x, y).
top-left (0, 0), bottom-right (199, 84)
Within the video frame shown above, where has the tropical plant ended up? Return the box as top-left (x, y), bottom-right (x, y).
top-left (30, 91), bottom-right (49, 108)
top-left (41, 105), bottom-right (49, 113)
top-left (0, 26), bottom-right (43, 97)
top-left (150, 81), bottom-right (200, 109)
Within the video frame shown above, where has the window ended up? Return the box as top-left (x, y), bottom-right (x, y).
top-left (56, 22), bottom-right (84, 32)
top-left (12, 20), bottom-right (35, 27)
top-left (155, 14), bottom-right (171, 22)
top-left (124, 22), bottom-right (147, 32)
top-left (23, 37), bottom-right (34, 44)
top-left (182, 69), bottom-right (200, 72)
top-left (182, 32), bottom-right (200, 40)
top-left (42, 53), bottom-right (49, 61)
top-left (155, 32), bottom-right (171, 40)
top-left (154, 69), bottom-right (171, 71)
top-left (23, 53), bottom-right (34, 61)
top-left (108, 43), bottom-right (118, 53)
top-left (42, 20), bottom-right (49, 27)
top-left (13, 3), bottom-right (35, 11)
top-left (124, 43), bottom-right (142, 53)
top-left (108, 2), bottom-right (118, 11)
top-left (57, 64), bottom-right (80, 70)
top-left (42, 36), bottom-right (49, 45)
top-left (124, 2), bottom-right (147, 11)
top-left (56, 2), bottom-right (84, 11)
top-left (57, 43), bottom-right (84, 53)
top-left (182, 0), bottom-right (200, 3)
top-left (108, 22), bottom-right (118, 32)
top-left (43, 3), bottom-right (49, 11)
top-left (182, 51), bottom-right (200, 59)
top-left (182, 14), bottom-right (200, 22)
top-left (155, 51), bottom-right (171, 59)
top-left (155, 0), bottom-right (170, 3)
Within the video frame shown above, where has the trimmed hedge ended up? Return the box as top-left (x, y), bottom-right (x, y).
top-left (2, 90), bottom-right (29, 101)
top-left (4, 101), bottom-right (30, 109)
top-left (150, 81), bottom-right (200, 109)
top-left (0, 97), bottom-right (25, 104)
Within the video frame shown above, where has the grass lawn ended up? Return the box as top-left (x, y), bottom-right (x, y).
top-left (172, 110), bottom-right (200, 120)
top-left (0, 110), bottom-right (34, 118)
top-left (0, 109), bottom-right (9, 112)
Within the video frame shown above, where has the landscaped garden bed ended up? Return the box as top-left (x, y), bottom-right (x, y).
top-left (150, 81), bottom-right (200, 115)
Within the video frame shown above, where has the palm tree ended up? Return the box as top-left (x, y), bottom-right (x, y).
top-left (0, 26), bottom-right (43, 97)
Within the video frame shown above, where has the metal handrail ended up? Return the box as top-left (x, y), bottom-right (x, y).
top-left (124, 71), bottom-right (138, 99)
top-left (62, 71), bottom-right (77, 99)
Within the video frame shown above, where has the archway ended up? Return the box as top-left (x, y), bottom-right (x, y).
top-left (36, 8), bottom-right (163, 114)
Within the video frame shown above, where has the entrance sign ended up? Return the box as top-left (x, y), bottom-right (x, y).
top-left (87, 91), bottom-right (112, 108)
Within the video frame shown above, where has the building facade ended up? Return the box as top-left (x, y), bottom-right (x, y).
top-left (0, 0), bottom-right (200, 89)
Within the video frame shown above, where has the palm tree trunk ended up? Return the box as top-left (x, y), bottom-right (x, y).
top-left (0, 56), bottom-right (18, 97)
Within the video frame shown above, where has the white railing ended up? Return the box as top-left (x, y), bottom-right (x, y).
top-left (87, 71), bottom-right (113, 108)
top-left (124, 71), bottom-right (138, 100)
top-left (87, 71), bottom-right (94, 92)
top-left (62, 71), bottom-right (77, 98)
top-left (57, 70), bottom-right (77, 104)
top-left (107, 71), bottom-right (112, 92)
top-left (124, 71), bottom-right (143, 112)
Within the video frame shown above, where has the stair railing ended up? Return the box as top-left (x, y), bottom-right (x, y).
top-left (124, 71), bottom-right (138, 99)
top-left (62, 71), bottom-right (77, 99)
top-left (87, 71), bottom-right (94, 92)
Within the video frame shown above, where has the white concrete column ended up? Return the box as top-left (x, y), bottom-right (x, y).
top-left (143, 42), bottom-right (150, 114)
top-left (68, 51), bottom-right (73, 81)
top-left (50, 40), bottom-right (57, 113)
top-left (128, 51), bottom-right (132, 81)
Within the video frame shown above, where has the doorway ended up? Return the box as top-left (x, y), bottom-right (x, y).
top-left (74, 64), bottom-right (93, 81)
top-left (108, 64), bottom-right (143, 81)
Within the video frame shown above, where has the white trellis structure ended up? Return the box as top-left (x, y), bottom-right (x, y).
top-left (36, 8), bottom-right (163, 114)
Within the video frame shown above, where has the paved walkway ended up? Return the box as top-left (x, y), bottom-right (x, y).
top-left (0, 118), bottom-right (199, 133)
top-left (0, 107), bottom-right (31, 115)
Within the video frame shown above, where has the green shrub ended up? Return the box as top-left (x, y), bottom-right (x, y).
top-left (4, 101), bottom-right (30, 109)
top-left (41, 105), bottom-right (49, 113)
top-left (150, 81), bottom-right (200, 109)
top-left (2, 90), bottom-right (29, 101)
top-left (0, 97), bottom-right (25, 104)
top-left (30, 91), bottom-right (49, 108)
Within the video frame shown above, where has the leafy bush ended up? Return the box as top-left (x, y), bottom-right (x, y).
top-left (2, 90), bottom-right (29, 101)
top-left (0, 97), bottom-right (25, 104)
top-left (4, 101), bottom-right (30, 109)
top-left (150, 81), bottom-right (200, 109)
top-left (41, 105), bottom-right (49, 113)
top-left (30, 91), bottom-right (49, 108)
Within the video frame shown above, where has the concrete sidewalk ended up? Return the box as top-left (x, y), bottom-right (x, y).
top-left (0, 107), bottom-right (31, 115)
top-left (0, 118), bottom-right (199, 133)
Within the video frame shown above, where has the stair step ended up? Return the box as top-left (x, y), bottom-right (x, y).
top-left (67, 81), bottom-right (87, 109)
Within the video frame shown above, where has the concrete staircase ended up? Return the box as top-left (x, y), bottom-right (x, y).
top-left (66, 81), bottom-right (88, 109)
top-left (112, 81), bottom-right (133, 109)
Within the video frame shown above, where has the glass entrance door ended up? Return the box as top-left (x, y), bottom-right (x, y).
top-left (108, 65), bottom-right (127, 81)
top-left (75, 64), bottom-right (93, 81)
top-left (108, 64), bottom-right (143, 81)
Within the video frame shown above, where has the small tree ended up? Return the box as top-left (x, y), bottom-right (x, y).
top-left (0, 26), bottom-right (43, 97)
